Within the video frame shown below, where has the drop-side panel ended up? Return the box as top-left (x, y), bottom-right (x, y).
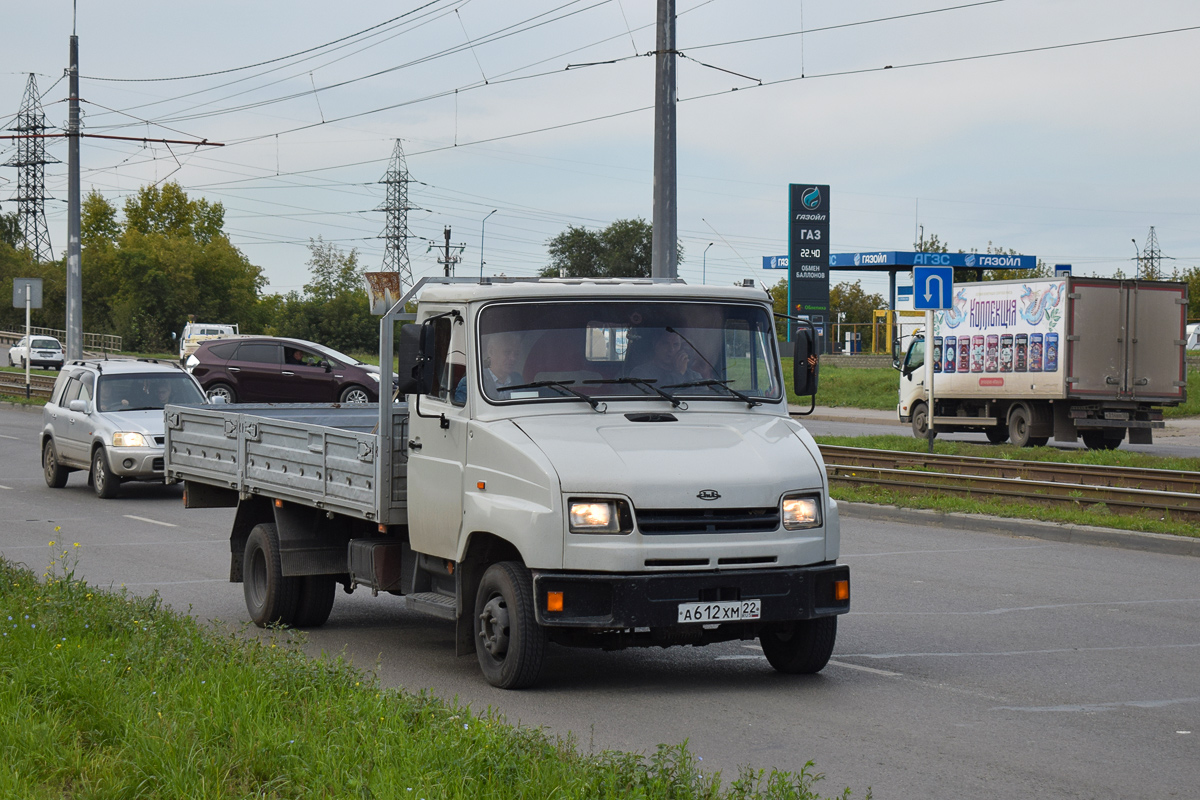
top-left (164, 407), bottom-right (240, 487)
top-left (1066, 281), bottom-right (1126, 399)
top-left (1128, 282), bottom-right (1188, 402)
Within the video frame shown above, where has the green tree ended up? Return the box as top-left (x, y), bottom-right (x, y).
top-left (540, 218), bottom-right (682, 278)
top-left (1181, 265), bottom-right (1200, 322)
top-left (829, 281), bottom-right (887, 325)
top-left (271, 238), bottom-right (377, 354)
top-left (0, 211), bottom-right (20, 249)
top-left (78, 183), bottom-right (266, 352)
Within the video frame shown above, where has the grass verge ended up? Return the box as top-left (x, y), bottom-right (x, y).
top-left (0, 545), bottom-right (866, 800)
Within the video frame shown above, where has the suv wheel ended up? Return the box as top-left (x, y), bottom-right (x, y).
top-left (92, 446), bottom-right (121, 499)
top-left (43, 440), bottom-right (68, 488)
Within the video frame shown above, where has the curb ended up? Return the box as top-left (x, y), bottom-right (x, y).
top-left (837, 502), bottom-right (1200, 558)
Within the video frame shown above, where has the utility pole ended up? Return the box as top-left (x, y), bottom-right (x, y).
top-left (66, 33), bottom-right (82, 362)
top-left (651, 0), bottom-right (677, 279)
top-left (437, 226), bottom-right (463, 277)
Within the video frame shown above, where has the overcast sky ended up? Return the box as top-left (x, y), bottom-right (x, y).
top-left (3, 0), bottom-right (1199, 301)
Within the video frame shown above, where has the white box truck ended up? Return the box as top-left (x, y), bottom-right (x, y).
top-left (165, 277), bottom-right (849, 688)
top-left (895, 277), bottom-right (1188, 449)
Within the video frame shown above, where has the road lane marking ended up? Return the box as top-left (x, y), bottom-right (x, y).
top-left (849, 598), bottom-right (1200, 616)
top-left (827, 659), bottom-right (902, 677)
top-left (0, 434), bottom-right (19, 440)
top-left (715, 654), bottom-right (765, 661)
top-left (0, 484), bottom-right (11, 490)
top-left (843, 642), bottom-right (1200, 659)
top-left (122, 515), bottom-right (178, 528)
top-left (993, 697), bottom-right (1200, 713)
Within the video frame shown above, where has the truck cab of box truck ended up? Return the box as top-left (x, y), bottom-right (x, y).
top-left (393, 280), bottom-right (846, 687)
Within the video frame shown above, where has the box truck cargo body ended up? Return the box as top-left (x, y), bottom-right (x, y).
top-left (895, 277), bottom-right (1188, 449)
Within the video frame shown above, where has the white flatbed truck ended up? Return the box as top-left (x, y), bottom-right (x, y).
top-left (165, 277), bottom-right (849, 688)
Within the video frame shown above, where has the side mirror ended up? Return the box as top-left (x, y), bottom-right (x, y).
top-left (208, 394), bottom-right (228, 405)
top-left (891, 338), bottom-right (902, 370)
top-left (394, 322), bottom-right (429, 396)
top-left (320, 359), bottom-right (332, 372)
top-left (170, 332), bottom-right (177, 341)
top-left (69, 399), bottom-right (88, 413)
top-left (792, 328), bottom-right (820, 397)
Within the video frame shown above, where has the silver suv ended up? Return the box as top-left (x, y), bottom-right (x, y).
top-left (41, 359), bottom-right (208, 498)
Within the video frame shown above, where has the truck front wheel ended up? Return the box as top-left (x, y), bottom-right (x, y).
top-left (759, 617), bottom-right (837, 674)
top-left (243, 524), bottom-right (300, 627)
top-left (910, 403), bottom-right (933, 439)
top-left (474, 561), bottom-right (546, 689)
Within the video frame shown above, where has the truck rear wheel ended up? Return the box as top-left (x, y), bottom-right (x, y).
top-left (292, 576), bottom-right (336, 628)
top-left (474, 561), bottom-right (546, 689)
top-left (759, 617), bottom-right (837, 674)
top-left (1081, 431), bottom-right (1122, 451)
top-left (984, 427), bottom-right (1009, 444)
top-left (1008, 406), bottom-right (1033, 447)
top-left (243, 524), bottom-right (300, 627)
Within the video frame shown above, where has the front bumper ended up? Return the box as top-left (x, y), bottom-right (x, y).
top-left (531, 563), bottom-right (849, 628)
top-left (105, 446), bottom-right (166, 480)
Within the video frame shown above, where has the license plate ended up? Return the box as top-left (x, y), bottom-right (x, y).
top-left (677, 599), bottom-right (761, 623)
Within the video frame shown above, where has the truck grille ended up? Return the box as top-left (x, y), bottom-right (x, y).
top-left (636, 507), bottom-right (779, 535)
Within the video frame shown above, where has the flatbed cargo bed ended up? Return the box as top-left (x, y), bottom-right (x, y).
top-left (164, 402), bottom-right (408, 523)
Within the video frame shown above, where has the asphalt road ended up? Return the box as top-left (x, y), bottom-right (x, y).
top-left (1, 404), bottom-right (1197, 799)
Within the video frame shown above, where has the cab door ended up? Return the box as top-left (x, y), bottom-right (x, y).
top-left (405, 309), bottom-right (469, 560)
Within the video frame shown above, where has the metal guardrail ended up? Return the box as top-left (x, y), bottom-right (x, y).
top-left (820, 445), bottom-right (1200, 523)
top-left (0, 328), bottom-right (122, 352)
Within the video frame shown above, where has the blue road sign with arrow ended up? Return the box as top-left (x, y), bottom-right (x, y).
top-left (913, 266), bottom-right (954, 310)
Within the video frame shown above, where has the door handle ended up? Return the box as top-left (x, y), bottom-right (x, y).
top-left (282, 371), bottom-right (295, 376)
top-left (228, 367), bottom-right (241, 372)
top-left (407, 439), bottom-right (422, 451)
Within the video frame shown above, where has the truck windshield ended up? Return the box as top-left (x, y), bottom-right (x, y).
top-left (476, 301), bottom-right (782, 405)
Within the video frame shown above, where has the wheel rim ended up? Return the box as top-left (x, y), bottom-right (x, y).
top-left (247, 548), bottom-right (267, 609)
top-left (344, 388), bottom-right (369, 404)
top-left (208, 386), bottom-right (233, 402)
top-left (478, 593), bottom-right (511, 659)
top-left (93, 452), bottom-right (106, 492)
top-left (43, 444), bottom-right (56, 480)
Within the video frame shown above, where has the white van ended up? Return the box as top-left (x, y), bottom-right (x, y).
top-left (178, 322), bottom-right (240, 362)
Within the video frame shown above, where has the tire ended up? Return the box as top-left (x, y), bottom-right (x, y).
top-left (759, 616), bottom-right (838, 674)
top-left (43, 439), bottom-right (68, 488)
top-left (91, 446), bottom-right (120, 499)
top-left (291, 575), bottom-right (336, 628)
top-left (910, 403), bottom-right (934, 440)
top-left (474, 561), bottom-right (546, 689)
top-left (206, 382), bottom-right (237, 403)
top-left (1028, 437), bottom-right (1050, 447)
top-left (339, 385), bottom-right (371, 404)
top-left (243, 524), bottom-right (300, 627)
top-left (1081, 431), bottom-right (1121, 451)
top-left (984, 427), bottom-right (1009, 444)
top-left (1008, 406), bottom-right (1033, 448)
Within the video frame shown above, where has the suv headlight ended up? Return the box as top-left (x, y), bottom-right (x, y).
top-left (112, 432), bottom-right (149, 447)
top-left (781, 494), bottom-right (822, 530)
top-left (568, 498), bottom-right (633, 534)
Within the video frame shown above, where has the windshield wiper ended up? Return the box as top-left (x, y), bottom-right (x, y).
top-left (582, 377), bottom-right (683, 408)
top-left (499, 380), bottom-right (605, 412)
top-left (663, 379), bottom-right (762, 408)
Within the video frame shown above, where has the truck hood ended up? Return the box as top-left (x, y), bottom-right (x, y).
top-left (513, 411), bottom-right (823, 508)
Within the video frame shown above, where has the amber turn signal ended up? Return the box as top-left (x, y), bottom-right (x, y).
top-left (547, 591), bottom-right (563, 612)
top-left (833, 579), bottom-right (849, 602)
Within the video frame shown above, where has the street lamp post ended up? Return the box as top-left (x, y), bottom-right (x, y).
top-left (1131, 238), bottom-right (1140, 278)
top-left (702, 242), bottom-right (713, 285)
top-left (480, 209), bottom-right (497, 279)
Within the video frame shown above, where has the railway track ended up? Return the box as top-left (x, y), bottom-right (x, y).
top-left (820, 445), bottom-right (1200, 523)
top-left (0, 371), bottom-right (55, 400)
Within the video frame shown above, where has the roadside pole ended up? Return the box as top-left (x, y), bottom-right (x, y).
top-left (913, 265), bottom-right (952, 455)
top-left (925, 308), bottom-right (934, 453)
top-left (24, 284), bottom-right (31, 399)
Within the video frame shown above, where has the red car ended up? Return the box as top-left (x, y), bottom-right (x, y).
top-left (186, 337), bottom-right (383, 404)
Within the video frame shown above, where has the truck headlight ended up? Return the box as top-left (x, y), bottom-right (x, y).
top-left (568, 499), bottom-right (633, 534)
top-left (781, 494), bottom-right (822, 530)
top-left (112, 432), bottom-right (149, 447)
